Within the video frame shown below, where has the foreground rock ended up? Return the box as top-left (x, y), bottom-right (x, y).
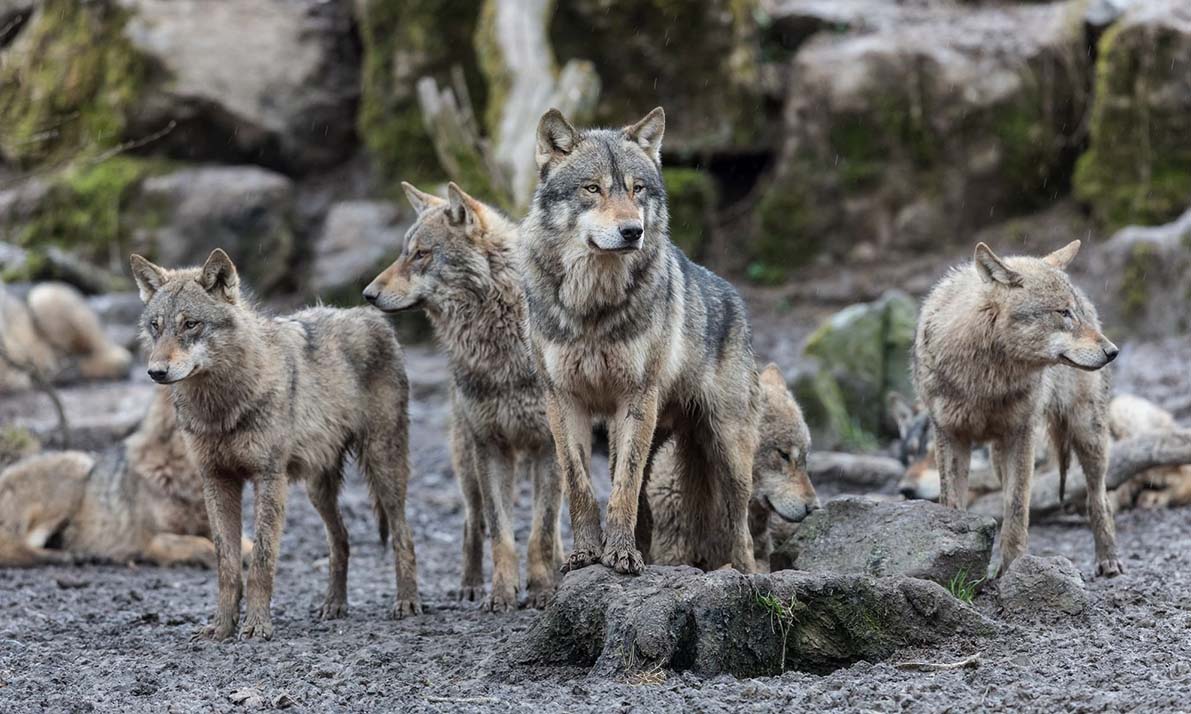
top-left (998, 555), bottom-right (1089, 619)
top-left (507, 565), bottom-right (995, 678)
top-left (774, 497), bottom-right (996, 586)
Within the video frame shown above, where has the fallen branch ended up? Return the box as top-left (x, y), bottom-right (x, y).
top-left (0, 341), bottom-right (69, 449)
top-left (895, 653), bottom-right (981, 672)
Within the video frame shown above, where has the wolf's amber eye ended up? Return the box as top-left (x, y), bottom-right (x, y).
top-left (150, 319), bottom-right (161, 334)
top-left (1057, 309), bottom-right (1074, 320)
top-left (183, 320), bottom-right (201, 331)
top-left (583, 184), bottom-right (600, 194)
top-left (776, 448), bottom-right (791, 462)
top-left (632, 184), bottom-right (645, 195)
top-left (412, 249), bottom-right (429, 261)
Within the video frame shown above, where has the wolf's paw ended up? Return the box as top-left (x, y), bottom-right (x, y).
top-left (317, 596), bottom-right (347, 620)
top-left (392, 598), bottom-right (423, 619)
top-left (523, 587), bottom-right (554, 610)
top-left (561, 548), bottom-right (601, 573)
top-left (191, 617), bottom-right (238, 643)
top-left (238, 612), bottom-right (274, 641)
top-left (483, 588), bottom-right (517, 613)
top-left (1096, 559), bottom-right (1124, 578)
top-left (601, 545), bottom-right (644, 575)
top-left (454, 584), bottom-right (485, 602)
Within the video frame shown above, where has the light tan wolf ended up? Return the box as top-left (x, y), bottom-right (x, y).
top-left (130, 249), bottom-right (419, 641)
top-left (520, 107), bottom-right (762, 575)
top-left (912, 240), bottom-right (1122, 577)
top-left (649, 363), bottom-right (819, 569)
top-left (363, 181), bottom-right (562, 611)
top-left (0, 387), bottom-right (254, 568)
top-left (0, 281), bottom-right (131, 392)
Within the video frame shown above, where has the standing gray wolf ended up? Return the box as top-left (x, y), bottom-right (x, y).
top-left (0, 388), bottom-right (251, 568)
top-left (649, 363), bottom-right (819, 569)
top-left (520, 106), bottom-right (762, 575)
top-left (912, 240), bottom-right (1122, 577)
top-left (363, 181), bottom-right (562, 611)
top-left (130, 249), bottom-right (419, 641)
top-left (0, 281), bottom-right (131, 392)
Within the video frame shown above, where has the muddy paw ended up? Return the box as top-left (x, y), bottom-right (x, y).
top-left (1096, 559), bottom-right (1124, 578)
top-left (454, 584), bottom-right (485, 602)
top-left (317, 596), bottom-right (347, 620)
top-left (238, 613), bottom-right (274, 641)
top-left (483, 589), bottom-right (517, 613)
top-left (191, 618), bottom-right (238, 643)
top-left (522, 587), bottom-right (554, 610)
top-left (561, 547), bottom-right (601, 573)
top-left (392, 599), bottom-right (423, 619)
top-left (601, 545), bottom-right (644, 575)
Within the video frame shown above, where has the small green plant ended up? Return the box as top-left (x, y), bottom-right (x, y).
top-left (756, 592), bottom-right (798, 673)
top-left (946, 568), bottom-right (984, 604)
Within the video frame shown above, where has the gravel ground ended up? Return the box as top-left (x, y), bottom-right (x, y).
top-left (2, 304), bottom-right (1190, 713)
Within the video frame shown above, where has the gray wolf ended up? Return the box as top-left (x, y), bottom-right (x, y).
top-left (912, 240), bottom-right (1122, 577)
top-left (0, 387), bottom-right (253, 568)
top-left (130, 249), bottom-right (419, 641)
top-left (363, 181), bottom-right (562, 611)
top-left (0, 281), bottom-right (131, 392)
top-left (520, 106), bottom-right (762, 575)
top-left (649, 363), bottom-right (819, 569)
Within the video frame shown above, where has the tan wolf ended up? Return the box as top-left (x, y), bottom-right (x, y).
top-left (520, 106), bottom-right (762, 575)
top-left (0, 387), bottom-right (255, 568)
top-left (912, 240), bottom-right (1122, 577)
top-left (363, 181), bottom-right (562, 611)
top-left (648, 363), bottom-right (819, 569)
top-left (0, 281), bottom-right (131, 392)
top-left (130, 249), bottom-right (419, 641)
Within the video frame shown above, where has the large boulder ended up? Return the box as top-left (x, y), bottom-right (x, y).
top-left (773, 496), bottom-right (997, 587)
top-left (506, 565), bottom-right (996, 678)
top-left (1074, 0), bottom-right (1191, 229)
top-left (130, 166), bottom-right (295, 292)
top-left (753, 0), bottom-right (1090, 273)
top-left (998, 555), bottom-right (1089, 619)
top-left (310, 200), bottom-right (409, 303)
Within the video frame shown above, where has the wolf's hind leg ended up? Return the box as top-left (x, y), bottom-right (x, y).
top-left (451, 421), bottom-right (486, 602)
top-left (307, 467), bottom-right (349, 619)
top-left (1074, 429), bottom-right (1122, 577)
top-left (144, 533), bottom-right (218, 568)
top-left (477, 443), bottom-right (519, 612)
top-left (526, 450), bottom-right (562, 608)
top-left (362, 427), bottom-right (422, 618)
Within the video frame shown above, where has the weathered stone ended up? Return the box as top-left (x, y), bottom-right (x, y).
top-left (998, 555), bottom-right (1089, 619)
top-left (506, 564), bottom-right (996, 678)
top-left (130, 166), bottom-right (295, 292)
top-left (310, 201), bottom-right (408, 303)
top-left (663, 168), bottom-right (717, 260)
top-left (774, 496), bottom-right (996, 586)
top-left (1074, 0), bottom-right (1191, 229)
top-left (754, 1), bottom-right (1090, 273)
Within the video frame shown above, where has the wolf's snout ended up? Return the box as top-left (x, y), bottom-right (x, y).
top-left (362, 287), bottom-right (379, 304)
top-left (1103, 345), bottom-right (1119, 363)
top-left (147, 366), bottom-right (169, 383)
top-left (619, 221), bottom-right (643, 243)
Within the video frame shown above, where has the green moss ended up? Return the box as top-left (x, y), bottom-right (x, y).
top-left (0, 425), bottom-right (39, 469)
top-left (1120, 241), bottom-right (1156, 319)
top-left (357, 0), bottom-right (485, 197)
top-left (0, 0), bottom-right (150, 168)
top-left (751, 177), bottom-right (831, 280)
top-left (663, 168), bottom-right (717, 259)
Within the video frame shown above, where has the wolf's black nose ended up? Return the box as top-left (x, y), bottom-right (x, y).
top-left (363, 289), bottom-right (378, 304)
top-left (619, 223), bottom-right (643, 242)
top-left (147, 367), bottom-right (168, 382)
top-left (1104, 346), bottom-right (1119, 363)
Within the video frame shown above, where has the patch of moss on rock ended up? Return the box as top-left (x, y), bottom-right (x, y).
top-left (1120, 240), bottom-right (1156, 320)
top-left (751, 174), bottom-right (832, 281)
top-left (663, 168), bottom-right (716, 260)
top-left (1073, 15), bottom-right (1191, 229)
top-left (357, 0), bottom-right (485, 198)
top-left (0, 0), bottom-right (150, 168)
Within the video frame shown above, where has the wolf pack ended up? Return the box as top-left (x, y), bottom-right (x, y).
top-left (0, 107), bottom-right (1153, 641)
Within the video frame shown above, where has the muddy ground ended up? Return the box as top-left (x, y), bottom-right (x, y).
top-left (2, 284), bottom-right (1191, 713)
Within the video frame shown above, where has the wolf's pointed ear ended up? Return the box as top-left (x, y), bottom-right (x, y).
top-left (759, 362), bottom-right (786, 389)
top-left (401, 181), bottom-right (444, 216)
top-left (446, 182), bottom-right (485, 237)
top-left (129, 254), bottom-right (167, 303)
top-left (886, 392), bottom-right (916, 440)
top-left (198, 249), bottom-right (240, 303)
top-left (623, 107), bottom-right (665, 164)
top-left (974, 243), bottom-right (1022, 287)
top-left (1042, 239), bottom-right (1081, 270)
top-left (536, 108), bottom-right (578, 171)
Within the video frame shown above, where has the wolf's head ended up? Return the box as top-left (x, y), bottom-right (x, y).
top-left (973, 240), bottom-right (1118, 371)
top-left (753, 364), bottom-right (820, 522)
top-left (363, 182), bottom-right (501, 314)
top-left (129, 249), bottom-right (244, 384)
top-left (531, 107), bottom-right (668, 256)
top-left (888, 392), bottom-right (941, 500)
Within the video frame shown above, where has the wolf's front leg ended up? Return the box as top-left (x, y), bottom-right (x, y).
top-left (526, 451), bottom-right (563, 608)
top-left (935, 427), bottom-right (972, 510)
top-left (1074, 431), bottom-right (1122, 577)
top-left (603, 388), bottom-right (659, 575)
top-left (195, 474), bottom-right (243, 642)
top-left (477, 443), bottom-right (519, 612)
top-left (997, 430), bottom-right (1034, 575)
top-left (241, 471), bottom-right (288, 640)
top-left (545, 392), bottom-right (600, 572)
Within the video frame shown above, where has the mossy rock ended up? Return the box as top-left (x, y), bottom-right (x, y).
top-left (1073, 8), bottom-right (1191, 230)
top-left (0, 0), bottom-right (150, 168)
top-left (0, 425), bottom-right (39, 470)
top-left (663, 168), bottom-right (716, 260)
top-left (357, 0), bottom-right (486, 197)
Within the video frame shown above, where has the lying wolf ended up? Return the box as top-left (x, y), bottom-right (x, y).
top-left (649, 363), bottom-right (819, 569)
top-left (0, 388), bottom-right (252, 568)
top-left (521, 107), bottom-right (762, 574)
top-left (912, 240), bottom-right (1121, 577)
top-left (0, 281), bottom-right (131, 392)
top-left (131, 249), bottom-right (419, 641)
top-left (364, 182), bottom-right (562, 611)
